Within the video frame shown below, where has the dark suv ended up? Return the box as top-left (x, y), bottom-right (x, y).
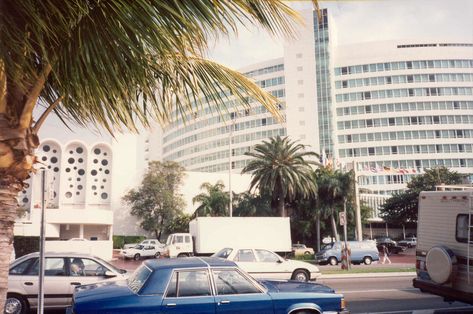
top-left (375, 237), bottom-right (405, 254)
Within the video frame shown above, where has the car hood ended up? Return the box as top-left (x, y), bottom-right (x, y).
top-left (74, 280), bottom-right (133, 302)
top-left (259, 279), bottom-right (335, 294)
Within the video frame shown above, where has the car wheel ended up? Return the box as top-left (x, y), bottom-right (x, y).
top-left (304, 251), bottom-right (311, 256)
top-left (328, 257), bottom-right (338, 266)
top-left (177, 253), bottom-right (189, 257)
top-left (133, 253), bottom-right (141, 261)
top-left (154, 252), bottom-right (160, 258)
top-left (363, 256), bottom-right (372, 265)
top-left (292, 269), bottom-right (309, 282)
top-left (5, 294), bottom-right (28, 314)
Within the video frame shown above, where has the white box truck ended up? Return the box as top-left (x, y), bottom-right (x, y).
top-left (163, 217), bottom-right (292, 258)
top-left (413, 188), bottom-right (473, 304)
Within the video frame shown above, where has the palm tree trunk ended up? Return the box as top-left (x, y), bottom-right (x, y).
top-left (330, 212), bottom-right (340, 242)
top-left (277, 197), bottom-right (285, 217)
top-left (0, 117), bottom-right (39, 310)
top-left (316, 214), bottom-right (321, 252)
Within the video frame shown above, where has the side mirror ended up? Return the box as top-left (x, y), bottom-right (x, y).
top-left (277, 259), bottom-right (283, 264)
top-left (104, 271), bottom-right (117, 278)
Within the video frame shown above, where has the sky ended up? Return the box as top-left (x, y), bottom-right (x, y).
top-left (40, 0), bottom-right (473, 141)
top-left (208, 0), bottom-right (473, 69)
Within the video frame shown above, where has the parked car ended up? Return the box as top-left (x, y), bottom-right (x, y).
top-left (212, 247), bottom-right (320, 282)
top-left (292, 243), bottom-right (315, 256)
top-left (315, 241), bottom-right (380, 266)
top-left (376, 241), bottom-right (405, 254)
top-left (398, 237), bottom-right (417, 248)
top-left (6, 252), bottom-right (127, 314)
top-left (120, 244), bottom-right (165, 260)
top-left (67, 257), bottom-right (349, 314)
top-left (123, 238), bottom-right (164, 250)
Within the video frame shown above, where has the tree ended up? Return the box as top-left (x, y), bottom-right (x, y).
top-left (0, 0), bottom-right (309, 306)
top-left (192, 181), bottom-right (229, 217)
top-left (380, 167), bottom-right (466, 224)
top-left (314, 167), bottom-right (354, 241)
top-left (233, 191), bottom-right (274, 217)
top-left (166, 214), bottom-right (193, 235)
top-left (122, 161), bottom-right (186, 240)
top-left (242, 136), bottom-right (318, 217)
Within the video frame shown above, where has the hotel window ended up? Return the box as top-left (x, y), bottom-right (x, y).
top-left (342, 81), bottom-right (348, 88)
top-left (406, 61), bottom-right (413, 69)
top-left (262, 118), bottom-right (266, 126)
top-left (368, 147), bottom-right (375, 156)
top-left (365, 105), bottom-right (372, 113)
top-left (366, 119), bottom-right (373, 127)
top-left (388, 118), bottom-right (395, 126)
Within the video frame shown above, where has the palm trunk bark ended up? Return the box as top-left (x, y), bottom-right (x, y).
top-left (277, 197), bottom-right (285, 217)
top-left (316, 213), bottom-right (321, 252)
top-left (0, 116), bottom-right (39, 310)
top-left (330, 212), bottom-right (340, 242)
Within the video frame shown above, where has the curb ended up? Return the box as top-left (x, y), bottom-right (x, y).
top-left (319, 272), bottom-right (416, 279)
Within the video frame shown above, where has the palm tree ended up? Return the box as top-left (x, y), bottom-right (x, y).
top-left (242, 136), bottom-right (318, 217)
top-left (0, 0), bottom-right (316, 307)
top-left (192, 181), bottom-right (229, 217)
top-left (315, 167), bottom-right (354, 242)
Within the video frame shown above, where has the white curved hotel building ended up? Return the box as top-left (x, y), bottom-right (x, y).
top-left (162, 8), bottom-right (473, 211)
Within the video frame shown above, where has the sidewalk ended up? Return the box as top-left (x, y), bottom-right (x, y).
top-left (320, 271), bottom-right (416, 279)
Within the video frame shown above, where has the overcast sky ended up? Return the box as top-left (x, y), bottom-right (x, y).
top-left (208, 0), bottom-right (473, 69)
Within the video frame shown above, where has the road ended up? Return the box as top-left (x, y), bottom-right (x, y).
top-left (318, 275), bottom-right (473, 314)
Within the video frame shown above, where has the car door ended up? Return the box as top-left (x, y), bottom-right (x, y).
top-left (254, 249), bottom-right (291, 280)
top-left (212, 268), bottom-right (273, 314)
top-left (142, 246), bottom-right (156, 257)
top-left (161, 269), bottom-right (215, 314)
top-left (20, 257), bottom-right (72, 308)
top-left (65, 257), bottom-right (116, 293)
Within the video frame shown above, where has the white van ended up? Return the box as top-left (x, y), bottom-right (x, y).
top-left (315, 240), bottom-right (379, 266)
top-left (413, 189), bottom-right (473, 304)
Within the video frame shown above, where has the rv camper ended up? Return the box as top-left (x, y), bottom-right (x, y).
top-left (413, 188), bottom-right (473, 304)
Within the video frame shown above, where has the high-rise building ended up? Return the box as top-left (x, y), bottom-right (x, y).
top-left (162, 8), bottom-right (473, 210)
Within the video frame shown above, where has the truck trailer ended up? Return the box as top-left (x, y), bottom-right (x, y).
top-left (164, 217), bottom-right (292, 258)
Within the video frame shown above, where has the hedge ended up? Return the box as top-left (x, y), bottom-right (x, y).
top-left (112, 235), bottom-right (147, 249)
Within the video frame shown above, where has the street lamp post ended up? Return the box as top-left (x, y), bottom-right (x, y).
top-left (353, 161), bottom-right (363, 241)
top-left (228, 118), bottom-right (235, 217)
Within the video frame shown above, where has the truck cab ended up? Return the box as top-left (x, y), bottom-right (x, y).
top-left (164, 233), bottom-right (193, 258)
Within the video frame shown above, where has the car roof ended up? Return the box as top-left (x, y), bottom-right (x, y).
top-left (11, 252), bottom-right (101, 265)
top-left (144, 257), bottom-right (236, 270)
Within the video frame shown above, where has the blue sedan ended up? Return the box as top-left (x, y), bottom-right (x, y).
top-left (67, 257), bottom-right (349, 314)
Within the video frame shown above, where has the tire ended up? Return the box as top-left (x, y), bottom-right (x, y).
top-left (291, 269), bottom-right (309, 282)
top-left (292, 310), bottom-right (320, 314)
top-left (154, 252), bottom-right (161, 258)
top-left (328, 257), bottom-right (338, 266)
top-left (5, 294), bottom-right (28, 314)
top-left (177, 253), bottom-right (188, 257)
top-left (363, 256), bottom-right (372, 265)
top-left (133, 253), bottom-right (141, 261)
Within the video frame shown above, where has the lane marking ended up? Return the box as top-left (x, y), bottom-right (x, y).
top-left (338, 288), bottom-right (419, 293)
top-left (354, 305), bottom-right (473, 314)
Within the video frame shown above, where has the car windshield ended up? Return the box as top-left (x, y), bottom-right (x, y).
top-left (212, 248), bottom-right (233, 259)
top-left (94, 256), bottom-right (126, 274)
top-left (127, 264), bottom-right (152, 294)
top-left (166, 235), bottom-right (172, 246)
top-left (321, 243), bottom-right (333, 250)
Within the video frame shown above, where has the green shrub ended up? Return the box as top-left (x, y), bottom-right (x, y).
top-left (113, 235), bottom-right (146, 249)
top-left (14, 236), bottom-right (39, 258)
top-left (293, 254), bottom-right (315, 261)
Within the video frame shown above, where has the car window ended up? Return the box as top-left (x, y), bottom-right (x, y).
top-left (26, 258), bottom-right (66, 276)
top-left (185, 236), bottom-right (191, 243)
top-left (212, 248), bottom-right (233, 259)
top-left (9, 258), bottom-right (34, 275)
top-left (255, 250), bottom-right (280, 263)
top-left (68, 258), bottom-right (109, 277)
top-left (166, 270), bottom-right (211, 298)
top-left (145, 246), bottom-right (155, 250)
top-left (234, 249), bottom-right (256, 262)
top-left (213, 269), bottom-right (261, 295)
top-left (135, 245), bottom-right (144, 250)
top-left (128, 264), bottom-right (152, 294)
top-left (174, 236), bottom-right (183, 244)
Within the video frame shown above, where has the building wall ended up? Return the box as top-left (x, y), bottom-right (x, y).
top-left (161, 58), bottom-right (287, 173)
top-left (333, 42), bottom-right (473, 194)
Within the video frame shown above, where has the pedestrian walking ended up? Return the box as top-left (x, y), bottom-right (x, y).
top-left (381, 244), bottom-right (391, 264)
